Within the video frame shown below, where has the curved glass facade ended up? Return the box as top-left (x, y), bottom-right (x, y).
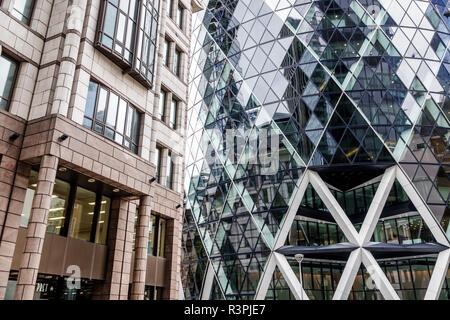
top-left (183, 0), bottom-right (450, 300)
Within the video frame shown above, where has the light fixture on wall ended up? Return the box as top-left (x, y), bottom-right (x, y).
top-left (58, 167), bottom-right (67, 172)
top-left (88, 178), bottom-right (96, 183)
top-left (149, 177), bottom-right (157, 184)
top-left (9, 132), bottom-right (20, 141)
top-left (176, 204), bottom-right (182, 209)
top-left (113, 188), bottom-right (120, 193)
top-left (59, 133), bottom-right (69, 141)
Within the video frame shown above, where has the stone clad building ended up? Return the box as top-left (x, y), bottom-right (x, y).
top-left (0, 0), bottom-right (202, 300)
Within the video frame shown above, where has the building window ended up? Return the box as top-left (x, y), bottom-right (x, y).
top-left (68, 186), bottom-right (96, 241)
top-left (148, 214), bottom-right (167, 257)
top-left (157, 217), bottom-right (166, 257)
top-left (155, 146), bottom-right (163, 183)
top-left (6, 272), bottom-right (96, 300)
top-left (96, 0), bottom-right (160, 87)
top-left (163, 38), bottom-right (170, 67)
top-left (0, 54), bottom-right (18, 111)
top-left (176, 4), bottom-right (183, 30)
top-left (95, 196), bottom-right (111, 245)
top-left (21, 170), bottom-right (112, 245)
top-left (159, 90), bottom-right (166, 121)
top-left (173, 48), bottom-right (181, 77)
top-left (100, 0), bottom-right (138, 62)
top-left (83, 80), bottom-right (141, 154)
top-left (11, 0), bottom-right (34, 25)
top-left (167, 0), bottom-right (174, 17)
top-left (170, 98), bottom-right (178, 129)
top-left (166, 152), bottom-right (174, 189)
top-left (144, 286), bottom-right (163, 300)
top-left (21, 170), bottom-right (71, 235)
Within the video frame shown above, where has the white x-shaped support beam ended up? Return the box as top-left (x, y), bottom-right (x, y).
top-left (254, 165), bottom-right (450, 300)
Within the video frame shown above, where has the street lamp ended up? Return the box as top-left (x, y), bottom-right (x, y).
top-left (294, 254), bottom-right (305, 300)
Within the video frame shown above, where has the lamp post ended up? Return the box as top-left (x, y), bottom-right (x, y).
top-left (294, 254), bottom-right (305, 300)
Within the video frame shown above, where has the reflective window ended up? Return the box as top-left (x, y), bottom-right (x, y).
top-left (170, 98), bottom-right (178, 129)
top-left (155, 146), bottom-right (162, 182)
top-left (97, 0), bottom-right (159, 86)
top-left (21, 170), bottom-right (111, 245)
top-left (163, 38), bottom-right (170, 67)
top-left (159, 90), bottom-right (166, 120)
top-left (147, 214), bottom-right (167, 257)
top-left (157, 217), bottom-right (166, 257)
top-left (100, 0), bottom-right (138, 62)
top-left (144, 285), bottom-right (163, 300)
top-left (173, 48), bottom-right (181, 76)
top-left (6, 272), bottom-right (95, 300)
top-left (0, 54), bottom-right (18, 111)
top-left (83, 80), bottom-right (141, 154)
top-left (176, 4), bottom-right (183, 29)
top-left (69, 186), bottom-right (96, 241)
top-left (47, 179), bottom-right (71, 235)
top-left (20, 170), bottom-right (71, 235)
top-left (12, 0), bottom-right (34, 25)
top-left (166, 152), bottom-right (173, 189)
top-left (166, 0), bottom-right (173, 17)
top-left (95, 196), bottom-right (111, 245)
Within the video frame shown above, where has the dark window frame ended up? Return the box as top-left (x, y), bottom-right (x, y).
top-left (11, 0), bottom-right (36, 25)
top-left (166, 151), bottom-right (174, 189)
top-left (169, 97), bottom-right (178, 129)
top-left (95, 0), bottom-right (160, 88)
top-left (83, 80), bottom-right (141, 154)
top-left (167, 0), bottom-right (174, 18)
top-left (0, 53), bottom-right (19, 112)
top-left (163, 37), bottom-right (171, 67)
top-left (24, 169), bottom-right (113, 245)
top-left (155, 145), bottom-right (163, 183)
top-left (176, 3), bottom-right (184, 30)
top-left (173, 47), bottom-right (181, 77)
top-left (159, 88), bottom-right (167, 121)
top-left (149, 213), bottom-right (167, 257)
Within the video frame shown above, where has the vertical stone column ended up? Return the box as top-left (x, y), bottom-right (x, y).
top-left (14, 155), bottom-right (59, 300)
top-left (130, 196), bottom-right (152, 300)
top-left (162, 215), bottom-right (183, 300)
top-left (50, 0), bottom-right (87, 117)
top-left (0, 163), bottom-right (30, 300)
top-left (93, 199), bottom-right (136, 300)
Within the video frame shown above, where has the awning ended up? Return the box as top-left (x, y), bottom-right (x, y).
top-left (364, 242), bottom-right (449, 259)
top-left (276, 242), bottom-right (449, 261)
top-left (276, 243), bottom-right (358, 261)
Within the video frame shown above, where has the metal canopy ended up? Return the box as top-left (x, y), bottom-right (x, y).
top-left (277, 243), bottom-right (449, 261)
top-left (276, 243), bottom-right (358, 261)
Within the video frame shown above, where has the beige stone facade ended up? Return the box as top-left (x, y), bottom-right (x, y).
top-left (0, 0), bottom-right (199, 300)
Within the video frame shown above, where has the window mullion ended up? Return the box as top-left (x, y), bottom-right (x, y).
top-left (90, 184), bottom-right (104, 243)
top-left (60, 174), bottom-right (79, 237)
top-left (132, 0), bottom-right (144, 73)
top-left (154, 215), bottom-right (161, 256)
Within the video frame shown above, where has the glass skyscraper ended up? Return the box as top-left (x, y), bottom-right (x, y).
top-left (182, 0), bottom-right (450, 300)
